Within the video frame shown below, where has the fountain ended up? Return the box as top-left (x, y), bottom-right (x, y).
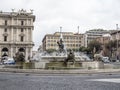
top-left (32, 28), bottom-right (92, 69)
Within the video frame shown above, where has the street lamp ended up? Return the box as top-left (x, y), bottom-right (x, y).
top-left (77, 26), bottom-right (79, 52)
top-left (116, 24), bottom-right (119, 61)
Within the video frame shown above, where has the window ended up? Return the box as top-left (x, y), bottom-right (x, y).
top-left (47, 40), bottom-right (50, 42)
top-left (21, 21), bottom-right (24, 25)
top-left (4, 28), bottom-right (7, 32)
top-left (28, 19), bottom-right (31, 25)
top-left (21, 28), bottom-right (23, 32)
top-left (51, 44), bottom-right (53, 46)
top-left (5, 20), bottom-right (7, 25)
top-left (4, 36), bottom-right (7, 41)
top-left (20, 36), bottom-right (24, 42)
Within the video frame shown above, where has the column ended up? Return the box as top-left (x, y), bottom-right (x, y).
top-left (11, 28), bottom-right (13, 41)
top-left (27, 19), bottom-right (28, 26)
top-left (16, 28), bottom-right (18, 41)
top-left (10, 47), bottom-right (13, 58)
top-left (31, 29), bottom-right (32, 42)
top-left (0, 47), bottom-right (1, 59)
top-left (16, 47), bottom-right (18, 53)
top-left (11, 18), bottom-right (14, 42)
top-left (26, 29), bottom-right (28, 42)
top-left (16, 18), bottom-right (18, 42)
top-left (0, 30), bottom-right (1, 41)
top-left (30, 48), bottom-right (32, 57)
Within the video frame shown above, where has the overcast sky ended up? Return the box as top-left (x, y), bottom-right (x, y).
top-left (0, 0), bottom-right (120, 50)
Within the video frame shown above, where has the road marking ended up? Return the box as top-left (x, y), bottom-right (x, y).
top-left (89, 78), bottom-right (120, 83)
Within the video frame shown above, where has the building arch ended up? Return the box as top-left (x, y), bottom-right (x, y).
top-left (18, 48), bottom-right (25, 56)
top-left (19, 48), bottom-right (25, 52)
top-left (1, 47), bottom-right (9, 57)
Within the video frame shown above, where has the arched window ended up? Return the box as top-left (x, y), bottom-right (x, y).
top-left (2, 47), bottom-right (8, 52)
top-left (19, 48), bottom-right (25, 52)
top-left (2, 47), bottom-right (9, 57)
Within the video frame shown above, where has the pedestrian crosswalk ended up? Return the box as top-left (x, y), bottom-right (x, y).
top-left (89, 78), bottom-right (120, 83)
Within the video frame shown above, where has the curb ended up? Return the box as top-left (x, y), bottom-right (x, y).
top-left (0, 68), bottom-right (120, 74)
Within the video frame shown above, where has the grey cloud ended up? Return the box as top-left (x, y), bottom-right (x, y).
top-left (0, 0), bottom-right (120, 50)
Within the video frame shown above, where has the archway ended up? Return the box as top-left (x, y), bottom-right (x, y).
top-left (18, 48), bottom-right (25, 55)
top-left (1, 47), bottom-right (9, 57)
top-left (19, 48), bottom-right (25, 52)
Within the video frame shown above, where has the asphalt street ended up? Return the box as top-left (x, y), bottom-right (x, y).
top-left (0, 72), bottom-right (120, 90)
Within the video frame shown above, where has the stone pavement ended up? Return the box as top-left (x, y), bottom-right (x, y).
top-left (0, 72), bottom-right (120, 90)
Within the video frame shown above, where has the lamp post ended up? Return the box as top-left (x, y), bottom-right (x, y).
top-left (77, 26), bottom-right (79, 52)
top-left (116, 24), bottom-right (119, 61)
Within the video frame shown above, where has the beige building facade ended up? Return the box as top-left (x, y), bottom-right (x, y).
top-left (84, 29), bottom-right (109, 47)
top-left (0, 10), bottom-right (35, 61)
top-left (42, 32), bottom-right (84, 51)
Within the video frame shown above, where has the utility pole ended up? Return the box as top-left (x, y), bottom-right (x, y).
top-left (116, 24), bottom-right (119, 61)
top-left (77, 26), bottom-right (79, 52)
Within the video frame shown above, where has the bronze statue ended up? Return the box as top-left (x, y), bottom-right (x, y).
top-left (64, 49), bottom-right (75, 65)
top-left (57, 38), bottom-right (64, 53)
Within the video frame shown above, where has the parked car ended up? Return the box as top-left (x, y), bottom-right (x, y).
top-left (3, 58), bottom-right (15, 64)
top-left (102, 57), bottom-right (110, 63)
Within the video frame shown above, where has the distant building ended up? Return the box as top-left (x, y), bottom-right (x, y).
top-left (0, 9), bottom-right (35, 61)
top-left (111, 30), bottom-right (120, 41)
top-left (42, 32), bottom-right (84, 51)
top-left (96, 34), bottom-right (111, 45)
top-left (110, 30), bottom-right (120, 60)
top-left (84, 29), bottom-right (109, 47)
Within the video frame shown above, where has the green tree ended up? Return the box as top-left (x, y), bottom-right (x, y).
top-left (72, 48), bottom-right (79, 52)
top-left (46, 49), bottom-right (56, 53)
top-left (88, 40), bottom-right (102, 54)
top-left (79, 46), bottom-right (86, 52)
top-left (79, 46), bottom-right (91, 54)
top-left (105, 40), bottom-right (117, 58)
top-left (105, 40), bottom-right (117, 49)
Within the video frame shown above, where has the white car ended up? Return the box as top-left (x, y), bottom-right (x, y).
top-left (3, 58), bottom-right (15, 64)
top-left (102, 57), bottom-right (110, 63)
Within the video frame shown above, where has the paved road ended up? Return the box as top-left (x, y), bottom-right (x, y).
top-left (0, 72), bottom-right (120, 90)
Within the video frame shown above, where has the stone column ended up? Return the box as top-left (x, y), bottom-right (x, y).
top-left (15, 47), bottom-right (18, 53)
top-left (10, 47), bottom-right (13, 58)
top-left (16, 28), bottom-right (18, 41)
top-left (16, 18), bottom-right (18, 42)
top-left (11, 18), bottom-right (14, 42)
top-left (0, 29), bottom-right (1, 41)
top-left (0, 47), bottom-right (1, 59)
top-left (11, 28), bottom-right (13, 41)
top-left (31, 29), bottom-right (32, 42)
top-left (26, 29), bottom-right (28, 42)
top-left (30, 48), bottom-right (32, 58)
top-left (27, 19), bottom-right (28, 26)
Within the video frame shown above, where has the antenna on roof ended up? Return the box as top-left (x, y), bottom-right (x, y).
top-left (77, 26), bottom-right (79, 34)
top-left (116, 24), bottom-right (119, 30)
